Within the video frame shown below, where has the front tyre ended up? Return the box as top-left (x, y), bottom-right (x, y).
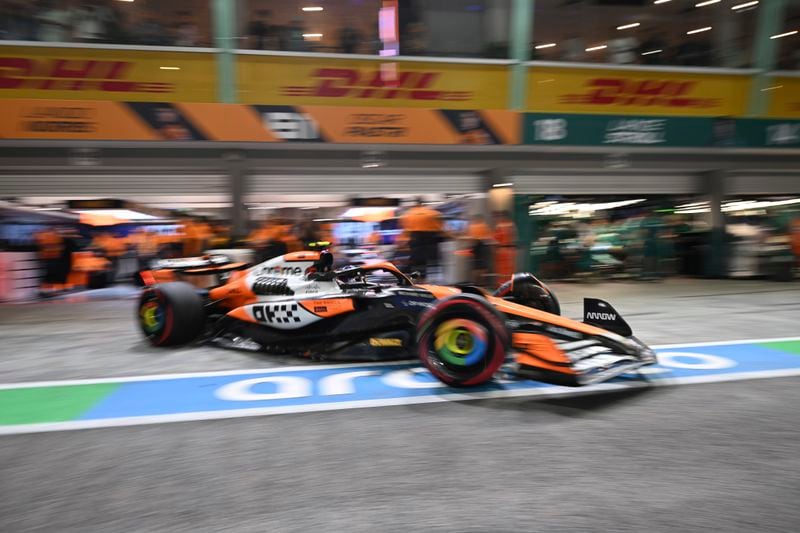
top-left (417, 294), bottom-right (510, 387)
top-left (138, 282), bottom-right (205, 346)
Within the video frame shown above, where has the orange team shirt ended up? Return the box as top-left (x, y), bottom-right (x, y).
top-left (130, 230), bottom-right (158, 256)
top-left (468, 221), bottom-right (492, 241)
top-left (401, 206), bottom-right (443, 233)
top-left (494, 220), bottom-right (516, 246)
top-left (791, 218), bottom-right (800, 257)
top-left (36, 230), bottom-right (63, 259)
top-left (93, 234), bottom-right (126, 257)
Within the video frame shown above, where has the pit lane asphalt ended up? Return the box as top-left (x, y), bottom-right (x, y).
top-left (1, 378), bottom-right (799, 532)
top-left (1, 279), bottom-right (799, 532)
top-left (1, 278), bottom-right (799, 382)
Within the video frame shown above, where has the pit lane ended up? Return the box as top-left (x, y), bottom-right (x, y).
top-left (1, 279), bottom-right (799, 532)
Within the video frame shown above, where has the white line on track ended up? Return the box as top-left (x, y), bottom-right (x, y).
top-left (2, 367), bottom-right (800, 436)
top-left (1, 336), bottom-right (799, 390)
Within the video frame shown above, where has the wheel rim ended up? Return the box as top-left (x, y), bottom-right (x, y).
top-left (433, 319), bottom-right (488, 367)
top-left (139, 297), bottom-right (165, 336)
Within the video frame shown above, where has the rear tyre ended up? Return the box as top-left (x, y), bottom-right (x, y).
top-left (138, 282), bottom-right (205, 346)
top-left (417, 294), bottom-right (510, 387)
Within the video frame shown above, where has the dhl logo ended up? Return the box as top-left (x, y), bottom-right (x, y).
top-left (559, 78), bottom-right (719, 108)
top-left (280, 68), bottom-right (472, 101)
top-left (0, 57), bottom-right (173, 93)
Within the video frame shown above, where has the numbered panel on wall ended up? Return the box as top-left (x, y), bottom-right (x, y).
top-left (524, 113), bottom-right (800, 149)
top-left (525, 113), bottom-right (715, 147)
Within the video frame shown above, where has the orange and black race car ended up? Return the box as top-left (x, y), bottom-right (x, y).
top-left (137, 249), bottom-right (656, 387)
top-left (135, 254), bottom-right (250, 288)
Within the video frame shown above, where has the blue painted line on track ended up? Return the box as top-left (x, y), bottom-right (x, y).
top-left (77, 341), bottom-right (800, 422)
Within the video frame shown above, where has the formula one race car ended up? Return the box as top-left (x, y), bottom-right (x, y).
top-left (137, 250), bottom-right (656, 387)
top-left (135, 254), bottom-right (250, 288)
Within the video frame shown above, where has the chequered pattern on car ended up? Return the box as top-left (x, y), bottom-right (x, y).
top-left (252, 303), bottom-right (302, 324)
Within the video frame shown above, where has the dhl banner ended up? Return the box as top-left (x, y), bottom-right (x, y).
top-left (767, 76), bottom-right (800, 119)
top-left (237, 54), bottom-right (509, 110)
top-left (527, 65), bottom-right (751, 117)
top-left (0, 99), bottom-right (520, 145)
top-left (0, 45), bottom-right (217, 102)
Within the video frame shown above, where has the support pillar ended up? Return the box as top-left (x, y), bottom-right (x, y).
top-left (713, 2), bottom-right (739, 68)
top-left (212, 0), bottom-right (237, 103)
top-left (509, 0), bottom-right (533, 110)
top-left (705, 171), bottom-right (727, 278)
top-left (747, 0), bottom-right (788, 116)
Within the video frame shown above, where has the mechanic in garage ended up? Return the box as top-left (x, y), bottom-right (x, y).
top-left (400, 198), bottom-right (444, 280)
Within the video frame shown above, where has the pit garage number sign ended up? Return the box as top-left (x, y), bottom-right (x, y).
top-left (524, 113), bottom-right (800, 149)
top-left (525, 113), bottom-right (714, 147)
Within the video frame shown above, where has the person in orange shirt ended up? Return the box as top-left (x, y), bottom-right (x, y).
top-left (791, 217), bottom-right (800, 265)
top-left (35, 226), bottom-right (65, 292)
top-left (91, 231), bottom-right (126, 283)
top-left (400, 198), bottom-right (444, 279)
top-left (467, 214), bottom-right (493, 286)
top-left (249, 216), bottom-right (289, 262)
top-left (493, 211), bottom-right (517, 280)
top-left (208, 222), bottom-right (230, 249)
top-left (181, 219), bottom-right (204, 256)
top-left (129, 227), bottom-right (158, 271)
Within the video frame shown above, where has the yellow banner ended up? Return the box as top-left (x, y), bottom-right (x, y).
top-left (767, 76), bottom-right (800, 119)
top-left (238, 55), bottom-right (509, 109)
top-left (528, 65), bottom-right (751, 117)
top-left (0, 45), bottom-right (217, 102)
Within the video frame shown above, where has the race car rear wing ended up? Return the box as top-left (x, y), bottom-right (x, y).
top-left (582, 298), bottom-right (632, 338)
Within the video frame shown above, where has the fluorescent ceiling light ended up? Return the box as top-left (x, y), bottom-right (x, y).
top-left (302, 6), bottom-right (323, 12)
top-left (493, 182), bottom-right (514, 188)
top-left (535, 43), bottom-right (557, 49)
top-left (341, 207), bottom-right (395, 219)
top-left (530, 199), bottom-right (646, 216)
top-left (732, 1), bottom-right (758, 10)
top-left (641, 49), bottom-right (663, 55)
top-left (617, 23), bottom-right (640, 30)
top-left (302, 33), bottom-right (323, 38)
top-left (695, 0), bottom-right (720, 7)
top-left (760, 85), bottom-right (783, 92)
top-left (676, 198), bottom-right (800, 214)
top-left (687, 26), bottom-right (712, 35)
top-left (73, 209), bottom-right (157, 220)
top-left (675, 208), bottom-right (709, 214)
top-left (159, 66), bottom-right (180, 70)
top-left (654, 0), bottom-right (671, 4)
top-left (770, 30), bottom-right (798, 40)
top-left (585, 45), bottom-right (607, 52)
top-left (722, 198), bottom-right (800, 211)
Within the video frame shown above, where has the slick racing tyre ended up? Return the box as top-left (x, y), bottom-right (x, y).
top-left (417, 294), bottom-right (510, 387)
top-left (138, 282), bottom-right (205, 346)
